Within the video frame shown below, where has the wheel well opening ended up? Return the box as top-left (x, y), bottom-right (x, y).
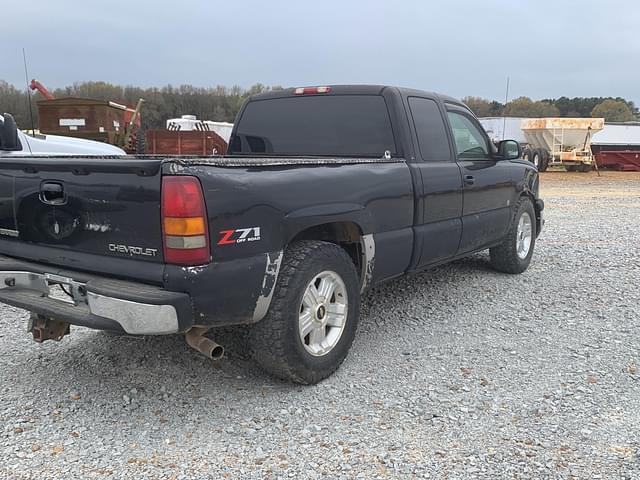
top-left (291, 222), bottom-right (363, 276)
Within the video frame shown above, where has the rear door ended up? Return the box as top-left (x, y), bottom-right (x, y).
top-left (445, 106), bottom-right (515, 253)
top-left (0, 157), bottom-right (165, 281)
top-left (405, 96), bottom-right (463, 269)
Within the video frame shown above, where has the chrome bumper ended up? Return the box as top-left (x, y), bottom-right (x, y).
top-left (87, 292), bottom-right (179, 334)
top-left (0, 270), bottom-right (188, 335)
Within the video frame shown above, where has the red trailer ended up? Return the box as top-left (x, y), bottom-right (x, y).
top-left (591, 124), bottom-right (640, 171)
top-left (594, 150), bottom-right (640, 171)
top-left (144, 130), bottom-right (228, 156)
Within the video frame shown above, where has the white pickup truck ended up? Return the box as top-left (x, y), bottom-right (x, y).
top-left (0, 113), bottom-right (125, 156)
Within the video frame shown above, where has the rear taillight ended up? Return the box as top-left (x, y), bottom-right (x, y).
top-left (161, 176), bottom-right (210, 266)
top-left (294, 86), bottom-right (332, 95)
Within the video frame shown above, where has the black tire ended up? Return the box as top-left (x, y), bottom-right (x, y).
top-left (531, 149), bottom-right (545, 170)
top-left (565, 165), bottom-right (578, 172)
top-left (249, 240), bottom-right (360, 384)
top-left (522, 148), bottom-right (532, 163)
top-left (578, 163), bottom-right (592, 172)
top-left (136, 131), bottom-right (146, 154)
top-left (489, 197), bottom-right (536, 274)
top-left (538, 150), bottom-right (550, 172)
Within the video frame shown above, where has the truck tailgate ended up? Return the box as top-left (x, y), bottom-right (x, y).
top-left (0, 157), bottom-right (165, 280)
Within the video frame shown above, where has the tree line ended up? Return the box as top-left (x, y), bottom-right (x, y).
top-left (1, 79), bottom-right (638, 130)
top-left (463, 95), bottom-right (638, 122)
top-left (0, 80), bottom-right (281, 131)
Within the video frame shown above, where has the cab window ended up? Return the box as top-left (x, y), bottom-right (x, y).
top-left (447, 111), bottom-right (489, 159)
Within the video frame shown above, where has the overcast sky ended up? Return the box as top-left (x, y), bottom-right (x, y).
top-left (2, 0), bottom-right (639, 104)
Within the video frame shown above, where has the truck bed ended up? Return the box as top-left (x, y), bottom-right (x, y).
top-left (0, 154), bottom-right (415, 328)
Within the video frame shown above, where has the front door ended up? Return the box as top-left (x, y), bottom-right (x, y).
top-left (446, 107), bottom-right (515, 254)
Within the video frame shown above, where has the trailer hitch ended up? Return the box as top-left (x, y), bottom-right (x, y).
top-left (28, 314), bottom-right (70, 343)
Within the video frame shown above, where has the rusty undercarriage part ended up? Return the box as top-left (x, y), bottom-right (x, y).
top-left (28, 314), bottom-right (70, 343)
top-left (185, 326), bottom-right (224, 360)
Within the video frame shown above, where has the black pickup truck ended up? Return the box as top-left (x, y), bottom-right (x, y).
top-left (0, 85), bottom-right (543, 384)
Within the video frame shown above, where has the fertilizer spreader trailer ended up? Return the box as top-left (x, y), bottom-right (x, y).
top-left (521, 117), bottom-right (604, 172)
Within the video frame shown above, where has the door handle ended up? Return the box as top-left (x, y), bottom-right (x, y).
top-left (40, 182), bottom-right (67, 206)
top-left (464, 175), bottom-right (475, 186)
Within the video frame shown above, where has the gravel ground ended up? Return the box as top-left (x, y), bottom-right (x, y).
top-left (1, 171), bottom-right (639, 479)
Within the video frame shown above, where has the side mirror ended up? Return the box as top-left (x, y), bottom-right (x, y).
top-left (496, 139), bottom-right (520, 160)
top-left (0, 113), bottom-right (22, 151)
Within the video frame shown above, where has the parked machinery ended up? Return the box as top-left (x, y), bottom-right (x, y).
top-left (520, 118), bottom-right (604, 172)
top-left (144, 115), bottom-right (229, 156)
top-left (166, 115), bottom-right (233, 143)
top-left (30, 79), bottom-right (144, 154)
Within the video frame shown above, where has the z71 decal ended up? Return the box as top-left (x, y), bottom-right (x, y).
top-left (217, 227), bottom-right (261, 246)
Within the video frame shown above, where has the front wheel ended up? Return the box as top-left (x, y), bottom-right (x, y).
top-left (490, 197), bottom-right (537, 274)
top-left (532, 149), bottom-right (549, 171)
top-left (249, 241), bottom-right (360, 384)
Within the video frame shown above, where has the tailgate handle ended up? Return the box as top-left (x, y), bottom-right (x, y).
top-left (40, 182), bottom-right (67, 206)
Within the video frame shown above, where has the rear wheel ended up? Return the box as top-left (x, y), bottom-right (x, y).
top-left (136, 131), bottom-right (146, 154)
top-left (538, 150), bottom-right (549, 172)
top-left (490, 197), bottom-right (536, 274)
top-left (522, 148), bottom-right (532, 163)
top-left (249, 241), bottom-right (360, 384)
top-left (578, 163), bottom-right (592, 172)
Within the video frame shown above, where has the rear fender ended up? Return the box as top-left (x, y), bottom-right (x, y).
top-left (285, 215), bottom-right (373, 292)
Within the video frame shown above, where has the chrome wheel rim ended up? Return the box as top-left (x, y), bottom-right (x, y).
top-left (298, 271), bottom-right (348, 357)
top-left (516, 212), bottom-right (533, 259)
top-left (533, 154), bottom-right (540, 168)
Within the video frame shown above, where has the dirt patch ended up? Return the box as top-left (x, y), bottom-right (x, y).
top-left (540, 171), bottom-right (640, 197)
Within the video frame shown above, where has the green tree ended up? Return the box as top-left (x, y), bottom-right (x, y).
top-left (461, 97), bottom-right (503, 117)
top-left (503, 97), bottom-right (559, 117)
top-left (0, 80), bottom-right (37, 128)
top-left (462, 96), bottom-right (494, 117)
top-left (489, 101), bottom-right (504, 116)
top-left (591, 99), bottom-right (635, 122)
top-left (542, 96), bottom-right (637, 118)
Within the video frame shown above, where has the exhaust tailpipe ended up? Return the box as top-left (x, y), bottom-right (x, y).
top-left (185, 327), bottom-right (224, 360)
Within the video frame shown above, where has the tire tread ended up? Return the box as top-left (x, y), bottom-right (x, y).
top-left (489, 197), bottom-right (536, 274)
top-left (249, 240), bottom-right (359, 384)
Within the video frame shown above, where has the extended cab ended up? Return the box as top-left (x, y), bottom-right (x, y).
top-left (0, 86), bottom-right (543, 384)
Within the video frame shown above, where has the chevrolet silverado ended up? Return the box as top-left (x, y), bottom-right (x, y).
top-left (0, 85), bottom-right (543, 384)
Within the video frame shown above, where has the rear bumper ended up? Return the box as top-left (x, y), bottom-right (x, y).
top-left (0, 256), bottom-right (193, 334)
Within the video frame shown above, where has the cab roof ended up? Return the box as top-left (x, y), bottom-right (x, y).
top-left (248, 84), bottom-right (465, 108)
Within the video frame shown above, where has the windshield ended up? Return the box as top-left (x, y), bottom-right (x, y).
top-left (229, 95), bottom-right (396, 157)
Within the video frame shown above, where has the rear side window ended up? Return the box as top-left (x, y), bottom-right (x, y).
top-left (408, 97), bottom-right (451, 161)
top-left (229, 95), bottom-right (396, 157)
